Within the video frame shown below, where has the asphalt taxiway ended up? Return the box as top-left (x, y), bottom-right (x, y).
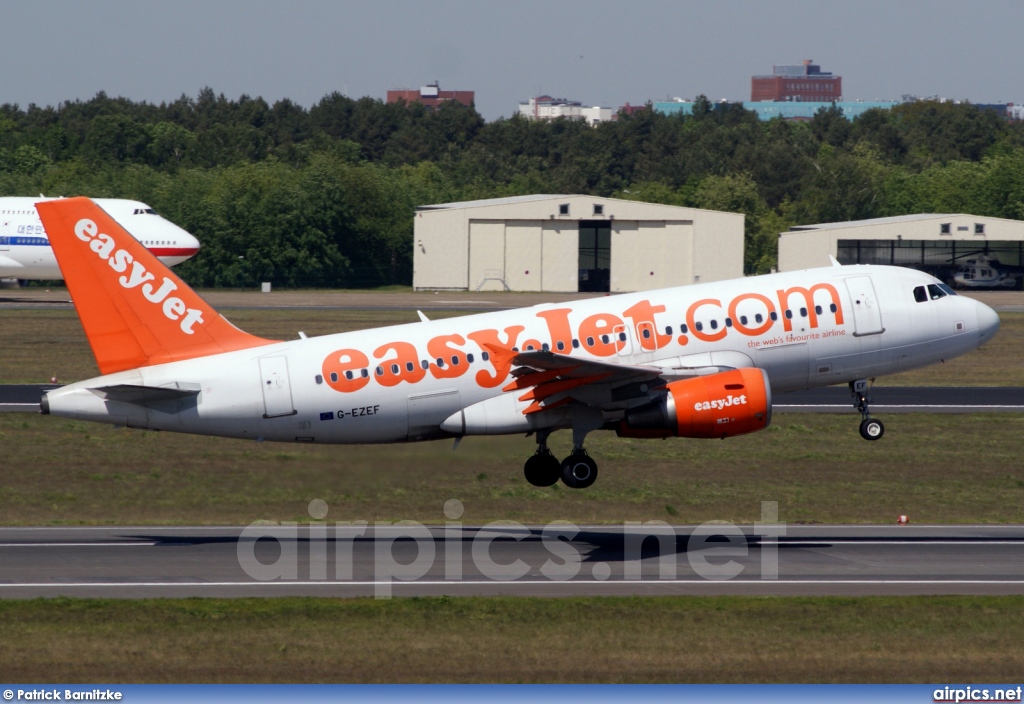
top-left (2, 525), bottom-right (1024, 598)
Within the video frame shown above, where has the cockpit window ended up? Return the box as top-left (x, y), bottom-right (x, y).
top-left (132, 208), bottom-right (157, 215)
top-left (927, 284), bottom-right (947, 300)
top-left (938, 283), bottom-right (957, 296)
top-left (913, 286), bottom-right (927, 303)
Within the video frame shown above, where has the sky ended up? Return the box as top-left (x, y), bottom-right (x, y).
top-left (2, 0), bottom-right (1023, 122)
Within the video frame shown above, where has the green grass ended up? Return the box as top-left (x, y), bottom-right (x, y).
top-left (3, 412), bottom-right (1024, 525)
top-left (1, 596), bottom-right (1022, 682)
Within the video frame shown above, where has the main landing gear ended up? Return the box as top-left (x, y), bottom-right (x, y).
top-left (850, 378), bottom-right (884, 441)
top-left (524, 430), bottom-right (599, 489)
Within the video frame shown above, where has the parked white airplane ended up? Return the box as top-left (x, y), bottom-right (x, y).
top-left (1, 196), bottom-right (199, 280)
top-left (37, 198), bottom-right (1000, 489)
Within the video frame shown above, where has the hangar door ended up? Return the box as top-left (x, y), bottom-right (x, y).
top-left (578, 220), bottom-right (611, 292)
top-left (468, 221), bottom-right (506, 291)
top-left (609, 221), bottom-right (691, 292)
top-left (504, 221), bottom-right (542, 290)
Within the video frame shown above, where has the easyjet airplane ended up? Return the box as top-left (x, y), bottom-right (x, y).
top-left (1, 196), bottom-right (199, 280)
top-left (36, 198), bottom-right (1000, 489)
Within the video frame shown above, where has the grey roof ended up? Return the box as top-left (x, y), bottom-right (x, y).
top-left (416, 195), bottom-right (568, 211)
top-left (787, 214), bottom-right (958, 231)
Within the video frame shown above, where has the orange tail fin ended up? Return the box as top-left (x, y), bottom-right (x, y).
top-left (36, 197), bottom-right (275, 374)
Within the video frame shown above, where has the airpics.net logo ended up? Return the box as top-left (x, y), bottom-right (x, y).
top-left (72, 218), bottom-right (205, 335)
top-left (235, 500), bottom-right (786, 598)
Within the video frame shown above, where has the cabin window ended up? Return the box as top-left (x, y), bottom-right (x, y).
top-left (680, 324), bottom-right (688, 334)
top-left (710, 320), bottom-right (718, 330)
top-left (784, 310), bottom-right (793, 319)
top-left (770, 312), bottom-right (778, 321)
top-left (586, 336), bottom-right (595, 346)
top-left (800, 308), bottom-right (808, 317)
top-left (467, 353), bottom-right (475, 363)
top-left (755, 313), bottom-right (763, 323)
top-left (740, 316), bottom-right (748, 325)
top-left (665, 326), bottom-right (673, 335)
top-left (829, 303), bottom-right (838, 313)
top-left (556, 341), bottom-right (565, 351)
top-left (642, 329), bottom-right (651, 339)
top-left (695, 322), bottom-right (703, 332)
top-left (618, 332), bottom-right (627, 341)
top-left (345, 371), bottom-right (354, 380)
top-left (541, 343), bottom-right (549, 351)
top-left (421, 360), bottom-right (430, 369)
top-left (406, 362), bottom-right (414, 372)
top-left (815, 305), bottom-right (822, 315)
top-left (482, 352), bottom-right (490, 361)
top-left (360, 369), bottom-right (369, 378)
top-left (572, 339), bottom-right (580, 349)
top-left (436, 357), bottom-right (444, 367)
top-left (375, 366), bottom-right (384, 376)
top-left (913, 286), bottom-right (928, 303)
top-left (391, 364), bottom-right (400, 374)
top-left (601, 334), bottom-right (610, 344)
top-left (725, 318), bottom-right (733, 327)
top-left (330, 372), bottom-right (339, 383)
top-left (451, 356), bottom-right (460, 365)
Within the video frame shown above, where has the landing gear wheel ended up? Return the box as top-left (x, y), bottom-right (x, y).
top-left (524, 451), bottom-right (561, 487)
top-left (560, 452), bottom-right (598, 489)
top-left (859, 418), bottom-right (884, 441)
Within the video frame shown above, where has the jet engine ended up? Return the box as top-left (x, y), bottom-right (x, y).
top-left (618, 368), bottom-right (772, 439)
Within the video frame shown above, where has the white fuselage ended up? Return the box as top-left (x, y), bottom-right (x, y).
top-left (0, 197), bottom-right (200, 279)
top-left (45, 264), bottom-right (1000, 444)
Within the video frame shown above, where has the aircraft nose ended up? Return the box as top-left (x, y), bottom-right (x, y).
top-left (976, 302), bottom-right (1000, 345)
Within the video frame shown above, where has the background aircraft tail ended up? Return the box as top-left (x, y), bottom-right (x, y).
top-left (36, 197), bottom-right (275, 374)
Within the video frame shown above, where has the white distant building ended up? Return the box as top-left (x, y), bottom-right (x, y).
top-left (413, 195), bottom-right (744, 293)
top-left (517, 96), bottom-right (613, 125)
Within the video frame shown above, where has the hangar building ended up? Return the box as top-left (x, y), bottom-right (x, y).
top-left (778, 214), bottom-right (1024, 290)
top-left (413, 195), bottom-right (744, 293)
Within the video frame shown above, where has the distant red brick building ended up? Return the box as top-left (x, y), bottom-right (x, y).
top-left (751, 60), bottom-right (842, 102)
top-left (386, 83), bottom-right (474, 109)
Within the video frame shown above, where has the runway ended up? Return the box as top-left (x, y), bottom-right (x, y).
top-left (774, 385), bottom-right (1024, 412)
top-left (4, 384), bottom-right (1023, 413)
top-left (2, 524), bottom-right (1024, 598)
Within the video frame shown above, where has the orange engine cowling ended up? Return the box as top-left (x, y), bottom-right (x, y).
top-left (618, 368), bottom-right (772, 439)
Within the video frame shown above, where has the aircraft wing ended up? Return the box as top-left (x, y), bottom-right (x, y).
top-left (485, 344), bottom-right (752, 416)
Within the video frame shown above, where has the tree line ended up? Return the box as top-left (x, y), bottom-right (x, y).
top-left (3, 88), bottom-right (1024, 286)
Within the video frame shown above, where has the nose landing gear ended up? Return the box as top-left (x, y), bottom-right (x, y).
top-left (850, 379), bottom-right (884, 441)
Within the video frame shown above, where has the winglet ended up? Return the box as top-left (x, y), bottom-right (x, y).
top-left (482, 342), bottom-right (519, 372)
top-left (36, 197), bottom-right (276, 374)
top-left (829, 255), bottom-right (842, 267)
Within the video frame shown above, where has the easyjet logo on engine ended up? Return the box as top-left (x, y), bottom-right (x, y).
top-left (694, 394), bottom-right (747, 411)
top-left (74, 218), bottom-right (204, 334)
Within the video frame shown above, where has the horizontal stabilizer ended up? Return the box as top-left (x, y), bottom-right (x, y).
top-left (90, 383), bottom-right (200, 405)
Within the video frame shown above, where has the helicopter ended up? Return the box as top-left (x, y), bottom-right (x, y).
top-left (951, 253), bottom-right (1019, 290)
